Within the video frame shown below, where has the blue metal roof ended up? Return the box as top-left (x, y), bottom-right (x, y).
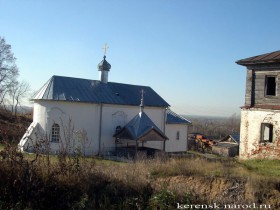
top-left (34, 75), bottom-right (170, 107)
top-left (114, 111), bottom-right (168, 141)
top-left (166, 109), bottom-right (191, 124)
top-left (230, 134), bottom-right (240, 144)
top-left (219, 134), bottom-right (240, 144)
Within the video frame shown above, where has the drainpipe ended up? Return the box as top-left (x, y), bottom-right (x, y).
top-left (163, 107), bottom-right (167, 152)
top-left (98, 103), bottom-right (103, 155)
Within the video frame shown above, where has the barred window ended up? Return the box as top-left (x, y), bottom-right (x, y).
top-left (51, 123), bottom-right (60, 142)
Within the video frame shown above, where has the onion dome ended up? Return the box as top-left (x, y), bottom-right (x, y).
top-left (98, 56), bottom-right (111, 71)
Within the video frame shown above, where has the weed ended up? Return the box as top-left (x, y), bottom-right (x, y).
top-left (149, 186), bottom-right (191, 210)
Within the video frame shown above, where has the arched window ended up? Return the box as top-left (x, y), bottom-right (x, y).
top-left (51, 123), bottom-right (60, 142)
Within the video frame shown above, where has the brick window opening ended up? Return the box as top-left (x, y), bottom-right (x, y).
top-left (261, 123), bottom-right (273, 143)
top-left (266, 76), bottom-right (276, 96)
top-left (51, 123), bottom-right (60, 142)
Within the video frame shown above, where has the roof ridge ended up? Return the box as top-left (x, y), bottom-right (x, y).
top-left (52, 75), bottom-right (153, 88)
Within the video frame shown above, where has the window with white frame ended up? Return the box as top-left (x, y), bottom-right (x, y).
top-left (51, 123), bottom-right (60, 142)
top-left (261, 123), bottom-right (273, 143)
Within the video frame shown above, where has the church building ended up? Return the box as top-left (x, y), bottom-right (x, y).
top-left (19, 53), bottom-right (191, 156)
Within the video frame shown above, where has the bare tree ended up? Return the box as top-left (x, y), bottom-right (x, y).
top-left (9, 80), bottom-right (31, 117)
top-left (188, 114), bottom-right (240, 139)
top-left (0, 37), bottom-right (19, 105)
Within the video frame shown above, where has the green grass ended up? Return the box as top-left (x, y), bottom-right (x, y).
top-left (241, 159), bottom-right (280, 177)
top-left (186, 151), bottom-right (280, 178)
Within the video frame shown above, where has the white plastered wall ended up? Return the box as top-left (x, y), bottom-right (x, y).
top-left (31, 100), bottom-right (100, 155)
top-left (240, 108), bottom-right (280, 159)
top-left (165, 124), bottom-right (188, 152)
top-left (25, 101), bottom-right (167, 155)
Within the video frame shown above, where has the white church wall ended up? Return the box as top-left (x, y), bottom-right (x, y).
top-left (240, 108), bottom-right (280, 159)
top-left (32, 100), bottom-right (100, 155)
top-left (19, 122), bottom-right (38, 152)
top-left (165, 124), bottom-right (188, 152)
top-left (25, 100), bottom-right (175, 155)
top-left (100, 104), bottom-right (166, 152)
top-left (33, 102), bottom-right (48, 129)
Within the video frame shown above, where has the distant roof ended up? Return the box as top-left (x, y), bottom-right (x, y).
top-left (236, 50), bottom-right (280, 66)
top-left (34, 75), bottom-right (170, 107)
top-left (114, 111), bottom-right (168, 141)
top-left (219, 134), bottom-right (240, 144)
top-left (212, 142), bottom-right (238, 148)
top-left (166, 109), bottom-right (191, 124)
top-left (230, 134), bottom-right (240, 143)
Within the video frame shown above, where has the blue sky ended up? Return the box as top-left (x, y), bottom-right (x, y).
top-left (1, 0), bottom-right (280, 116)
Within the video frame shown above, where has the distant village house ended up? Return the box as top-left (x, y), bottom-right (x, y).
top-left (212, 134), bottom-right (239, 157)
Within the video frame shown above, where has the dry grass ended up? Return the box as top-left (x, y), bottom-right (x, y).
top-left (0, 143), bottom-right (4, 151)
top-left (92, 156), bottom-right (280, 207)
top-left (0, 142), bottom-right (280, 209)
top-left (2, 109), bottom-right (279, 208)
top-left (0, 108), bottom-right (32, 142)
top-left (147, 157), bottom-right (252, 180)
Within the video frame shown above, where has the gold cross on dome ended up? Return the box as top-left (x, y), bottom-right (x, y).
top-left (102, 43), bottom-right (109, 56)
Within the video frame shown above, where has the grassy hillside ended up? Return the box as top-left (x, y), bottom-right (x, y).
top-left (0, 109), bottom-right (279, 209)
top-left (0, 108), bottom-right (32, 142)
top-left (0, 146), bottom-right (279, 209)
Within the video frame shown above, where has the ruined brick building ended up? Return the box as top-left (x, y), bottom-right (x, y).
top-left (237, 50), bottom-right (280, 159)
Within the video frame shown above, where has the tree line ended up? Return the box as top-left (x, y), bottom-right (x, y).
top-left (0, 36), bottom-right (31, 117)
top-left (188, 113), bottom-right (240, 139)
